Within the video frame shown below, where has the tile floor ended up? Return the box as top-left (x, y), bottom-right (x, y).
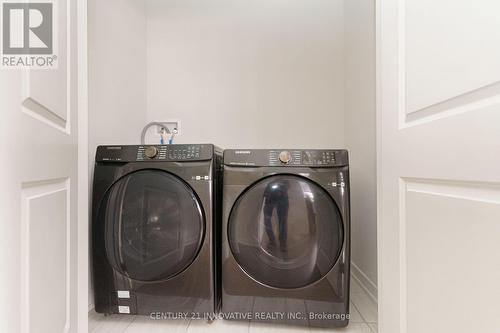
top-left (89, 277), bottom-right (378, 333)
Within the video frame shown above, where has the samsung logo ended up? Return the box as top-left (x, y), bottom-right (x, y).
top-left (107, 147), bottom-right (122, 150)
top-left (235, 150), bottom-right (251, 155)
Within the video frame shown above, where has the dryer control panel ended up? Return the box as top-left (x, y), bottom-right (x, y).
top-left (224, 149), bottom-right (348, 167)
top-left (96, 144), bottom-right (215, 162)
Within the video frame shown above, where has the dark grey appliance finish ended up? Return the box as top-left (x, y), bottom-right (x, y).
top-left (92, 144), bottom-right (223, 316)
top-left (222, 149), bottom-right (350, 328)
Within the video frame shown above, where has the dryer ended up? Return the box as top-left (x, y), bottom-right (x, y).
top-left (221, 149), bottom-right (350, 328)
top-left (92, 144), bottom-right (222, 316)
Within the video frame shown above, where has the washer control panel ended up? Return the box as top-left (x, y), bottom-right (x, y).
top-left (96, 144), bottom-right (213, 162)
top-left (136, 145), bottom-right (203, 161)
top-left (224, 149), bottom-right (348, 167)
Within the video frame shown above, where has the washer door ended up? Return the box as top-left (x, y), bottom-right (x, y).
top-left (99, 170), bottom-right (204, 282)
top-left (228, 174), bottom-right (343, 289)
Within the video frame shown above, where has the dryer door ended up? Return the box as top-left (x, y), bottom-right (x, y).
top-left (99, 170), bottom-right (204, 282)
top-left (228, 174), bottom-right (343, 289)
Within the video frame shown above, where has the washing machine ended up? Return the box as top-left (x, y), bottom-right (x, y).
top-left (221, 149), bottom-right (350, 328)
top-left (92, 144), bottom-right (222, 316)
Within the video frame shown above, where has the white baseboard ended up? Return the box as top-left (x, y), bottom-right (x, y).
top-left (351, 261), bottom-right (378, 304)
top-left (88, 303), bottom-right (95, 312)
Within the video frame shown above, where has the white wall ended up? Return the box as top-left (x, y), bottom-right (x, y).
top-left (145, 0), bottom-right (345, 148)
top-left (88, 0), bottom-right (147, 309)
top-left (344, 0), bottom-right (377, 298)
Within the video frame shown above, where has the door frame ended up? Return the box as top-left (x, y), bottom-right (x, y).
top-left (77, 0), bottom-right (88, 331)
top-left (375, 0), bottom-right (385, 329)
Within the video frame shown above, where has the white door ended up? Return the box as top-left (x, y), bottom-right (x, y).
top-left (0, 0), bottom-right (86, 332)
top-left (377, 0), bottom-right (500, 332)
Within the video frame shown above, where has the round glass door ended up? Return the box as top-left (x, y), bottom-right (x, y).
top-left (228, 174), bottom-right (343, 289)
top-left (99, 170), bottom-right (204, 282)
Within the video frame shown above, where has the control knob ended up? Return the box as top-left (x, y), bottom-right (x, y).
top-left (144, 146), bottom-right (158, 159)
top-left (279, 150), bottom-right (292, 164)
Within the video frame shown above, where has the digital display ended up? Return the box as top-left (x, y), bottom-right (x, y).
top-left (302, 151), bottom-right (335, 165)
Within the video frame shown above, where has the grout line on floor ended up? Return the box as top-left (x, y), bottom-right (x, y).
top-left (350, 297), bottom-right (369, 324)
top-left (368, 323), bottom-right (378, 333)
top-left (186, 318), bottom-right (193, 332)
top-left (122, 315), bottom-right (137, 333)
top-left (351, 272), bottom-right (378, 305)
